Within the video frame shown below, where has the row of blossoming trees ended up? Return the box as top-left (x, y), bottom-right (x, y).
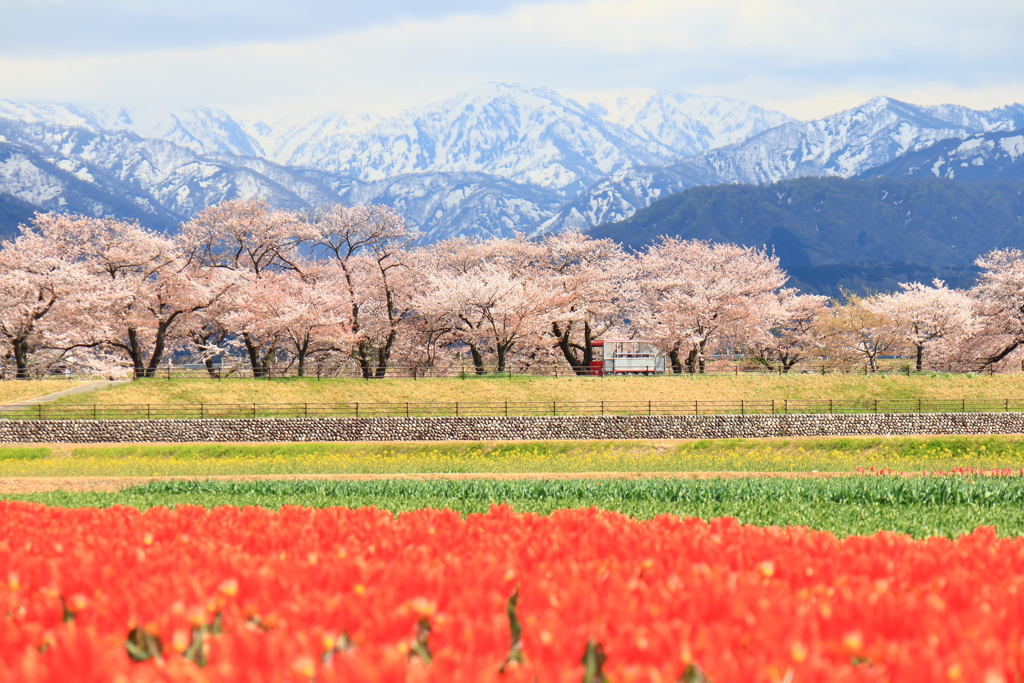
top-left (1, 199), bottom-right (1023, 379)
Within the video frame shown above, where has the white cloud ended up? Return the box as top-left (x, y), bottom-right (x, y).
top-left (0, 0), bottom-right (1020, 120)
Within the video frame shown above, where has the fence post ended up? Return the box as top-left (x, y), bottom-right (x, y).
top-left (200, 403), bottom-right (204, 419)
top-left (874, 399), bottom-right (878, 414)
top-left (694, 400), bottom-right (698, 416)
top-left (148, 404), bottom-right (151, 420)
top-left (771, 399), bottom-right (775, 415)
top-left (784, 399), bottom-right (788, 415)
top-left (648, 401), bottom-right (652, 416)
top-left (1006, 398), bottom-right (1010, 413)
top-left (741, 400), bottom-right (744, 415)
top-left (601, 401), bottom-right (605, 416)
top-left (252, 404), bottom-right (256, 419)
top-left (962, 398), bottom-right (966, 413)
top-left (304, 403), bottom-right (308, 418)
top-left (355, 403), bottom-right (360, 419)
top-left (829, 399), bottom-right (833, 415)
top-left (455, 402), bottom-right (459, 417)
top-left (553, 401), bottom-right (557, 416)
top-left (505, 401), bottom-right (508, 417)
top-left (93, 404), bottom-right (96, 420)
top-left (405, 402), bottom-right (410, 418)
top-left (38, 404), bottom-right (42, 420)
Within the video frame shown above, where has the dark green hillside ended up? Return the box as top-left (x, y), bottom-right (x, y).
top-left (0, 193), bottom-right (38, 241)
top-left (590, 177), bottom-right (1024, 295)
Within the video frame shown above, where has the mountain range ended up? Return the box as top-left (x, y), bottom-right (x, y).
top-left (591, 175), bottom-right (1024, 295)
top-left (0, 83), bottom-right (1021, 244)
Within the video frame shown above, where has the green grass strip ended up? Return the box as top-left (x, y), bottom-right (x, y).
top-left (9, 477), bottom-right (1024, 539)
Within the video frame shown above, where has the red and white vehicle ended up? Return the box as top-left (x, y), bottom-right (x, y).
top-left (589, 339), bottom-right (666, 376)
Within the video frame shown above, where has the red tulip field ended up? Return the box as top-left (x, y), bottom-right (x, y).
top-left (1, 500), bottom-right (1022, 682)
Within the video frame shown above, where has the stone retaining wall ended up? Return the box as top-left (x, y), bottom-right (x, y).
top-left (0, 413), bottom-right (1023, 442)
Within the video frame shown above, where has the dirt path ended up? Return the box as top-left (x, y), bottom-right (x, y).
top-left (0, 471), bottom-right (855, 494)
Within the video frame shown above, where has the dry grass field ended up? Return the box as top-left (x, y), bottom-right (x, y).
top-left (36, 373), bottom-right (1024, 407)
top-left (0, 380), bottom-right (88, 405)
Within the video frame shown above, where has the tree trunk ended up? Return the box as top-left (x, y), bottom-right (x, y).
top-left (355, 340), bottom-right (373, 379)
top-left (127, 328), bottom-right (148, 379)
top-left (685, 347), bottom-right (699, 374)
top-left (374, 330), bottom-right (398, 379)
top-left (781, 353), bottom-right (800, 373)
top-left (552, 322), bottom-right (581, 372)
top-left (496, 341), bottom-right (514, 373)
top-left (204, 356), bottom-right (220, 379)
top-left (668, 347), bottom-right (683, 374)
top-left (296, 334), bottom-right (311, 378)
top-left (469, 344), bottom-right (486, 375)
top-left (142, 316), bottom-right (179, 379)
top-left (552, 320), bottom-right (596, 376)
top-left (915, 344), bottom-right (924, 372)
top-left (243, 332), bottom-right (274, 378)
top-left (697, 340), bottom-right (707, 374)
top-left (981, 340), bottom-right (1021, 370)
top-left (12, 338), bottom-right (30, 380)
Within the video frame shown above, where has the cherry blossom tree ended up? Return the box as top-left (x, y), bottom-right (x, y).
top-left (0, 221), bottom-right (91, 378)
top-left (536, 230), bottom-right (632, 374)
top-left (221, 264), bottom-right (352, 377)
top-left (815, 293), bottom-right (905, 372)
top-left (49, 214), bottom-right (238, 379)
top-left (754, 289), bottom-right (829, 372)
top-left (634, 238), bottom-right (788, 373)
top-left (180, 200), bottom-right (308, 376)
top-left (309, 204), bottom-right (414, 378)
top-left (415, 261), bottom-right (555, 373)
top-left (866, 281), bottom-right (978, 371)
top-left (180, 199), bottom-right (308, 275)
top-left (970, 249), bottom-right (1024, 369)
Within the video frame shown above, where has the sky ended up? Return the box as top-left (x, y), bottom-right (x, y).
top-left (0, 0), bottom-right (1021, 122)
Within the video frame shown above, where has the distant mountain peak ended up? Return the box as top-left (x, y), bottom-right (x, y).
top-left (0, 87), bottom-right (1020, 248)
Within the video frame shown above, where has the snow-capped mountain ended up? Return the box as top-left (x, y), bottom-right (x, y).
top-left (0, 87), bottom-right (1021, 243)
top-left (697, 96), bottom-right (1024, 185)
top-left (243, 113), bottom-right (382, 169)
top-left (540, 97), bottom-right (1024, 233)
top-left (268, 83), bottom-right (669, 192)
top-left (0, 100), bottom-right (264, 158)
top-left (583, 90), bottom-right (793, 158)
top-left (861, 130), bottom-right (1024, 181)
top-left (0, 115), bottom-right (565, 242)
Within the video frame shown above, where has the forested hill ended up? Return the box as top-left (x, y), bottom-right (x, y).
top-left (589, 177), bottom-right (1024, 296)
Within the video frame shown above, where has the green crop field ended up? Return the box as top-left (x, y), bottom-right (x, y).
top-left (9, 477), bottom-right (1024, 539)
top-left (32, 373), bottom-right (1024, 408)
top-left (2, 435), bottom-right (1024, 477)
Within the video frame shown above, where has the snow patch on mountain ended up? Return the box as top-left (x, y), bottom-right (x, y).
top-left (583, 89), bottom-right (794, 158)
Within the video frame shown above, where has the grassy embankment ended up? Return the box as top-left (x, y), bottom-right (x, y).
top-left (35, 373), bottom-right (1024, 408)
top-left (8, 476), bottom-right (1024, 539)
top-left (0, 380), bottom-right (85, 405)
